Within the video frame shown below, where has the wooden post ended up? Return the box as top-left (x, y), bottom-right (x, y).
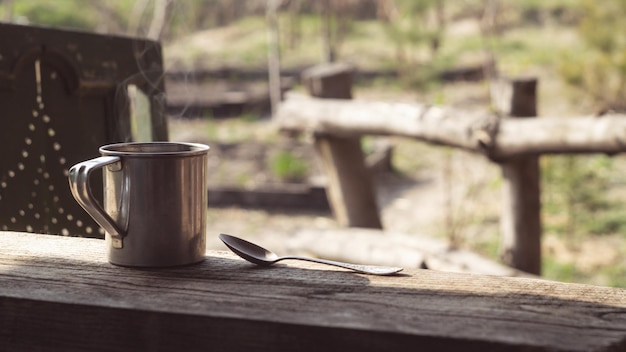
top-left (497, 77), bottom-right (541, 275)
top-left (302, 63), bottom-right (382, 229)
top-left (266, 0), bottom-right (282, 117)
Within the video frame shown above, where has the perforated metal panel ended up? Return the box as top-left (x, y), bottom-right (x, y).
top-left (0, 23), bottom-right (168, 238)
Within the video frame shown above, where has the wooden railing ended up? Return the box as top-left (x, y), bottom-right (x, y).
top-left (276, 63), bottom-right (626, 275)
top-left (3, 231), bottom-right (625, 351)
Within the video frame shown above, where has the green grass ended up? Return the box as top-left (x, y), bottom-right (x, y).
top-left (269, 151), bottom-right (308, 182)
top-left (601, 265), bottom-right (626, 288)
top-left (543, 257), bottom-right (582, 283)
top-left (9, 0), bottom-right (99, 30)
top-left (543, 250), bottom-right (626, 288)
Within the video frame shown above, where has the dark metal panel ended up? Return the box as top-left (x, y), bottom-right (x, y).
top-left (0, 23), bottom-right (168, 237)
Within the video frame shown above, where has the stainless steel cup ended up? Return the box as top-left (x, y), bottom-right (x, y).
top-left (68, 142), bottom-right (209, 267)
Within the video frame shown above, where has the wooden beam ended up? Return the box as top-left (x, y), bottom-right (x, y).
top-left (301, 63), bottom-right (382, 229)
top-left (315, 136), bottom-right (382, 228)
top-left (497, 77), bottom-right (542, 275)
top-left (276, 93), bottom-right (626, 159)
top-left (1, 232), bottom-right (626, 352)
top-left (277, 93), bottom-right (497, 153)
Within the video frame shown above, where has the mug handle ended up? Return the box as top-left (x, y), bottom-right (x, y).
top-left (68, 156), bottom-right (126, 248)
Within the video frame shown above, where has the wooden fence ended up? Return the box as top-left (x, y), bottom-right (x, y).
top-left (276, 62), bottom-right (626, 275)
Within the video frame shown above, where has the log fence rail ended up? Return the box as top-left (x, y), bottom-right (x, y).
top-left (277, 63), bottom-right (626, 275)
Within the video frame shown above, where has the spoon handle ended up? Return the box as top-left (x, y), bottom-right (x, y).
top-left (279, 256), bottom-right (403, 276)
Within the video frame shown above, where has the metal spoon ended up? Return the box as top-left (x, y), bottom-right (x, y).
top-left (219, 233), bottom-right (403, 276)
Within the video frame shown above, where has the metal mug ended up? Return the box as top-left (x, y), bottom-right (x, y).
top-left (68, 142), bottom-right (209, 267)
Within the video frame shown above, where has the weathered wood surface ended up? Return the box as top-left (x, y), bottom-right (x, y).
top-left (276, 93), bottom-right (626, 160)
top-left (303, 63), bottom-right (382, 229)
top-left (314, 136), bottom-right (382, 228)
top-left (1, 232), bottom-right (626, 352)
top-left (500, 157), bottom-right (542, 273)
top-left (498, 77), bottom-right (542, 275)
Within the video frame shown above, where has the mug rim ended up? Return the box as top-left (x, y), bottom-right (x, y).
top-left (99, 142), bottom-right (209, 157)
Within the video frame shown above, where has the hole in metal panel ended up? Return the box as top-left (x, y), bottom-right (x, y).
top-left (35, 59), bottom-right (42, 97)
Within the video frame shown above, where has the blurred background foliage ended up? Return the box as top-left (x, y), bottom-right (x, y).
top-left (2, 0), bottom-right (613, 101)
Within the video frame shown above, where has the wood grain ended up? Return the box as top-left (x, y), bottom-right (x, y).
top-left (303, 62), bottom-right (382, 229)
top-left (1, 232), bottom-right (625, 351)
top-left (314, 136), bottom-right (382, 228)
top-left (499, 78), bottom-right (542, 275)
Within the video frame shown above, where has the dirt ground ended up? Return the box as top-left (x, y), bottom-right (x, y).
top-left (194, 140), bottom-right (495, 264)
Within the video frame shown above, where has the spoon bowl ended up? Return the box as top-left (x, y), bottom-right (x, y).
top-left (219, 233), bottom-right (403, 276)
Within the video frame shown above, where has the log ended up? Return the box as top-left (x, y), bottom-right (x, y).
top-left (497, 77), bottom-right (542, 275)
top-left (302, 62), bottom-right (354, 99)
top-left (302, 63), bottom-right (382, 229)
top-left (493, 115), bottom-right (626, 157)
top-left (314, 136), bottom-right (382, 228)
top-left (2, 231), bottom-right (626, 352)
top-left (276, 93), bottom-right (626, 159)
top-left (277, 93), bottom-right (498, 154)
